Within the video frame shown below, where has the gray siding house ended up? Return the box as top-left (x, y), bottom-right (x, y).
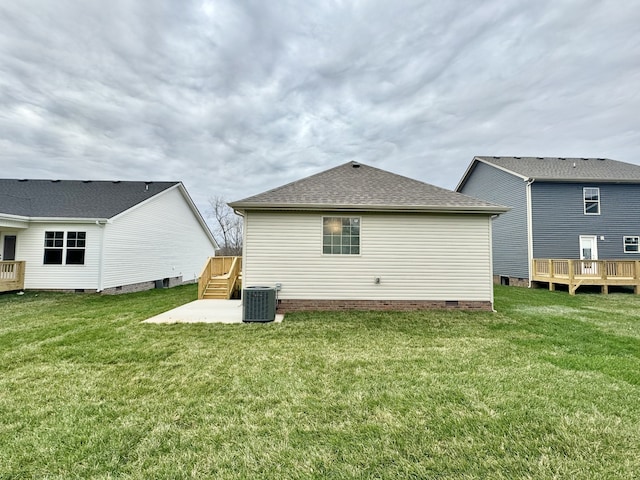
top-left (456, 156), bottom-right (640, 285)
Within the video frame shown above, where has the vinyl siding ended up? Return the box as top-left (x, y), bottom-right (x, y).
top-left (13, 222), bottom-right (102, 290)
top-left (101, 186), bottom-right (216, 289)
top-left (243, 211), bottom-right (493, 302)
top-left (531, 182), bottom-right (640, 259)
top-left (459, 162), bottom-right (528, 278)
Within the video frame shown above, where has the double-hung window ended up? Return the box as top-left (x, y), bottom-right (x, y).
top-left (322, 217), bottom-right (360, 255)
top-left (66, 232), bottom-right (86, 264)
top-left (624, 236), bottom-right (639, 253)
top-left (43, 231), bottom-right (86, 265)
top-left (44, 231), bottom-right (64, 264)
top-left (583, 187), bottom-right (600, 215)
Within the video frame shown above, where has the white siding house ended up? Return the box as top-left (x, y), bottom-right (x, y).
top-left (0, 180), bottom-right (217, 293)
top-left (230, 162), bottom-right (508, 312)
top-left (101, 186), bottom-right (215, 291)
top-left (10, 222), bottom-right (104, 290)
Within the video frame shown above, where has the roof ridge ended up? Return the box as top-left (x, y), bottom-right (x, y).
top-left (230, 161), bottom-right (508, 214)
top-left (475, 155), bottom-right (613, 160)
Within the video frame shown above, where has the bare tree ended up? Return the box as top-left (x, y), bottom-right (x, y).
top-left (208, 196), bottom-right (243, 256)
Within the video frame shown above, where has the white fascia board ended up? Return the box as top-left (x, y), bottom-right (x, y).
top-left (175, 183), bottom-right (219, 249)
top-left (454, 157), bottom-right (480, 192)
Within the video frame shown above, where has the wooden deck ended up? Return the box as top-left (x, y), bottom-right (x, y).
top-left (532, 259), bottom-right (640, 295)
top-left (198, 256), bottom-right (242, 299)
top-left (0, 261), bottom-right (25, 293)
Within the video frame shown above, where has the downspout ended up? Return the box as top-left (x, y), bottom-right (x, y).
top-left (96, 220), bottom-right (107, 292)
top-left (233, 208), bottom-right (247, 299)
top-left (489, 214), bottom-right (496, 312)
top-left (526, 178), bottom-right (535, 287)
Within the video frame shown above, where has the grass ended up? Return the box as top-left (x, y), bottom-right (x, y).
top-left (1, 285), bottom-right (639, 479)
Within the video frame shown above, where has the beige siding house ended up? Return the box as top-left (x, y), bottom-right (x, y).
top-left (230, 162), bottom-right (508, 312)
top-left (0, 180), bottom-right (217, 293)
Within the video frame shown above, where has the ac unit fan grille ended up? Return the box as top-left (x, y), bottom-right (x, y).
top-left (243, 287), bottom-right (276, 322)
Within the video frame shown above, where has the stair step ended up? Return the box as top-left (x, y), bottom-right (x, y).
top-left (204, 281), bottom-right (232, 300)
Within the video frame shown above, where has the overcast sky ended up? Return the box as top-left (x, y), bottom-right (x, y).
top-left (1, 0), bottom-right (639, 218)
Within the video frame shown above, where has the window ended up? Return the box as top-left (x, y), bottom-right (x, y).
top-left (66, 231), bottom-right (86, 264)
top-left (323, 217), bottom-right (360, 255)
top-left (44, 231), bottom-right (64, 264)
top-left (624, 236), bottom-right (639, 253)
top-left (43, 231), bottom-right (86, 265)
top-left (583, 187), bottom-right (600, 215)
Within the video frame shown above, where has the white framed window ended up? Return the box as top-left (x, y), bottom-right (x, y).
top-left (44, 231), bottom-right (64, 264)
top-left (66, 231), bottom-right (86, 264)
top-left (43, 231), bottom-right (86, 265)
top-left (322, 217), bottom-right (360, 255)
top-left (583, 187), bottom-right (600, 215)
top-left (623, 236), bottom-right (639, 253)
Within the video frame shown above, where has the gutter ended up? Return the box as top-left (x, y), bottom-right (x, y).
top-left (21, 216), bottom-right (111, 224)
top-left (529, 178), bottom-right (640, 184)
top-left (228, 203), bottom-right (510, 215)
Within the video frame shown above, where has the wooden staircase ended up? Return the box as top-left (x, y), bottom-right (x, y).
top-left (198, 256), bottom-right (242, 299)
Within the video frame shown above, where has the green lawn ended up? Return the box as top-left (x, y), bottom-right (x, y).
top-left (1, 285), bottom-right (639, 479)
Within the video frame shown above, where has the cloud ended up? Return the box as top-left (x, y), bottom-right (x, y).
top-left (1, 0), bottom-right (640, 217)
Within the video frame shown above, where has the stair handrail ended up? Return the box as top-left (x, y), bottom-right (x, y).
top-left (226, 256), bottom-right (241, 298)
top-left (197, 257), bottom-right (214, 299)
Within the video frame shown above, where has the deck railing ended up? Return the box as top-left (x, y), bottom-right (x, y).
top-left (0, 261), bottom-right (25, 293)
top-left (532, 259), bottom-right (640, 295)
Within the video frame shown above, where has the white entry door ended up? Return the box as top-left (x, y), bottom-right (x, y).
top-left (579, 235), bottom-right (598, 274)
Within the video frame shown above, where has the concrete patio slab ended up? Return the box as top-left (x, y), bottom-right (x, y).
top-left (143, 299), bottom-right (284, 324)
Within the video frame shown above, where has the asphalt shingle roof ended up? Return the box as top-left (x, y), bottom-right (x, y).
top-left (230, 161), bottom-right (507, 213)
top-left (0, 179), bottom-right (179, 218)
top-left (473, 156), bottom-right (640, 182)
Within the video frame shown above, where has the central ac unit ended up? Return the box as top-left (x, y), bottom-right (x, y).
top-left (243, 286), bottom-right (276, 322)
